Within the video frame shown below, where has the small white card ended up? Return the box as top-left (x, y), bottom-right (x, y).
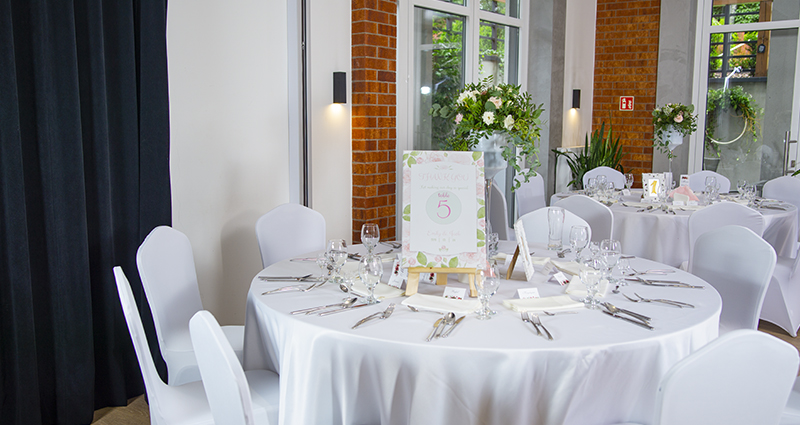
top-left (621, 189), bottom-right (632, 196)
top-left (516, 287), bottom-right (541, 299)
top-left (552, 271), bottom-right (570, 286)
top-left (688, 200), bottom-right (699, 206)
top-left (514, 222), bottom-right (536, 281)
top-left (421, 272), bottom-right (437, 285)
top-left (673, 200), bottom-right (686, 206)
top-left (386, 256), bottom-right (407, 289)
top-left (443, 287), bottom-right (467, 300)
top-left (680, 174), bottom-right (690, 187)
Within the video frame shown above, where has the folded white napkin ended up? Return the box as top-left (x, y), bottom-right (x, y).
top-left (564, 275), bottom-right (610, 298)
top-left (551, 259), bottom-right (590, 276)
top-left (349, 280), bottom-right (404, 300)
top-left (503, 295), bottom-right (584, 312)
top-left (401, 293), bottom-right (480, 315)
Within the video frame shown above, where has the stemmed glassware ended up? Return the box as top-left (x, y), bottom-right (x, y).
top-left (624, 173), bottom-right (634, 191)
top-left (361, 223), bottom-right (380, 256)
top-left (316, 252), bottom-right (333, 282)
top-left (358, 254), bottom-right (383, 304)
top-left (569, 225), bottom-right (589, 263)
top-left (327, 239), bottom-right (348, 286)
top-left (600, 239), bottom-right (622, 287)
top-left (475, 264), bottom-right (500, 320)
top-left (737, 179), bottom-right (748, 199)
top-left (580, 267), bottom-right (603, 310)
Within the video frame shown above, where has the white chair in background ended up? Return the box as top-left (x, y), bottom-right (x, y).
top-left (514, 170), bottom-right (546, 216)
top-left (137, 226), bottom-right (244, 385)
top-left (614, 330), bottom-right (798, 425)
top-left (685, 201), bottom-right (764, 271)
top-left (515, 207), bottom-right (592, 248)
top-left (256, 203), bottom-right (326, 268)
top-left (113, 267), bottom-right (215, 425)
top-left (690, 226), bottom-right (776, 334)
top-left (582, 166), bottom-right (626, 189)
top-left (763, 175), bottom-right (800, 242)
top-left (190, 310), bottom-right (280, 425)
top-left (554, 195), bottom-right (614, 243)
top-left (688, 170), bottom-right (731, 193)
top-left (760, 250), bottom-right (800, 337)
top-left (489, 181), bottom-right (514, 240)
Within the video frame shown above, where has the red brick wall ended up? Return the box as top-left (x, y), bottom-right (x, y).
top-left (351, 0), bottom-right (398, 242)
top-left (592, 0), bottom-right (661, 185)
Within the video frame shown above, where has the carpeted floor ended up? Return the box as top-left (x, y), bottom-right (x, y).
top-left (92, 321), bottom-right (800, 424)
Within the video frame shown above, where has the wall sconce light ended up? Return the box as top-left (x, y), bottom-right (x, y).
top-left (572, 89), bottom-right (581, 109)
top-left (333, 72), bottom-right (346, 104)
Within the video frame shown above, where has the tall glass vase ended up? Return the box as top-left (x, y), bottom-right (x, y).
top-left (472, 131), bottom-right (509, 255)
top-left (664, 126), bottom-right (683, 176)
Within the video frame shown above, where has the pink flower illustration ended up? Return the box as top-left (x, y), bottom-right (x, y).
top-left (403, 168), bottom-right (412, 184)
top-left (435, 255), bottom-right (443, 262)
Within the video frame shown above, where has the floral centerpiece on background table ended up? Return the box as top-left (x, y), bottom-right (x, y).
top-left (430, 76), bottom-right (545, 190)
top-left (652, 102), bottom-right (698, 160)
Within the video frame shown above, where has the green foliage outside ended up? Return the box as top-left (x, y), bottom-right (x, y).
top-left (709, 3), bottom-right (760, 75)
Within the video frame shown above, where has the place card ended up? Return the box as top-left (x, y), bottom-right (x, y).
top-left (420, 272), bottom-right (437, 285)
top-left (552, 271), bottom-right (570, 286)
top-left (514, 221), bottom-right (536, 281)
top-left (621, 189), bottom-right (632, 196)
top-left (672, 200), bottom-right (686, 206)
top-left (443, 287), bottom-right (467, 300)
top-left (386, 256), bottom-right (407, 289)
top-left (516, 287), bottom-right (540, 299)
top-left (680, 174), bottom-right (690, 187)
top-left (688, 200), bottom-right (699, 206)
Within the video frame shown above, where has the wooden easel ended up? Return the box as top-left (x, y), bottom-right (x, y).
top-left (405, 267), bottom-right (479, 297)
top-left (506, 246), bottom-right (521, 280)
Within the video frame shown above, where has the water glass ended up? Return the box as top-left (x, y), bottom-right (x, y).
top-left (487, 232), bottom-right (500, 259)
top-left (316, 252), bottom-right (333, 281)
top-left (547, 207), bottom-right (565, 250)
top-left (327, 239), bottom-right (348, 285)
top-left (569, 225), bottom-right (589, 263)
top-left (737, 179), bottom-right (747, 199)
top-left (600, 239), bottom-right (622, 286)
top-left (361, 223), bottom-right (380, 256)
top-left (586, 177), bottom-right (597, 196)
top-left (358, 255), bottom-right (383, 304)
top-left (580, 268), bottom-right (603, 310)
top-left (475, 265), bottom-right (500, 320)
top-left (624, 173), bottom-right (634, 190)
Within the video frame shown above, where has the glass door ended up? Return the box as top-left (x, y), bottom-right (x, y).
top-left (692, 0), bottom-right (800, 185)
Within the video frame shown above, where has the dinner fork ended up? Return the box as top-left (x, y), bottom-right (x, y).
top-left (261, 279), bottom-right (323, 295)
top-left (529, 313), bottom-right (553, 340)
top-left (520, 312), bottom-right (541, 336)
top-left (629, 292), bottom-right (694, 308)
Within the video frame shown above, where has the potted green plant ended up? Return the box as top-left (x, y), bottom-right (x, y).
top-left (430, 76), bottom-right (545, 190)
top-left (552, 122), bottom-right (626, 190)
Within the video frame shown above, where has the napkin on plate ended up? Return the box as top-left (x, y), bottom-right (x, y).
top-left (401, 293), bottom-right (480, 315)
top-left (564, 275), bottom-right (610, 298)
top-left (349, 280), bottom-right (404, 300)
top-left (503, 295), bottom-right (584, 312)
top-left (669, 185), bottom-right (699, 203)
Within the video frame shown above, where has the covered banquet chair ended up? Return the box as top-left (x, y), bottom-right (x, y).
top-left (582, 166), bottom-right (626, 189)
top-left (255, 203), bottom-right (326, 268)
top-left (762, 175), bottom-right (800, 242)
top-left (688, 170), bottom-right (730, 193)
top-left (514, 170), bottom-right (547, 216)
top-left (515, 207), bottom-right (592, 248)
top-left (554, 194), bottom-right (613, 243)
top-left (760, 249), bottom-right (800, 337)
top-left (684, 201), bottom-right (764, 271)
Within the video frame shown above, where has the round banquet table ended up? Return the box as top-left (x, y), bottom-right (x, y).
top-left (242, 241), bottom-right (722, 425)
top-left (550, 190), bottom-right (799, 268)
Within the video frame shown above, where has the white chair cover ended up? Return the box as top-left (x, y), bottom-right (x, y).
top-left (137, 226), bottom-right (244, 385)
top-left (688, 170), bottom-right (731, 193)
top-left (781, 377), bottom-right (800, 424)
top-left (690, 226), bottom-right (776, 334)
top-left (654, 330), bottom-right (798, 425)
top-left (514, 170), bottom-right (546, 216)
top-left (686, 202), bottom-right (764, 271)
top-left (113, 267), bottom-right (215, 425)
top-left (190, 311), bottom-right (280, 425)
top-left (489, 180), bottom-right (513, 240)
top-left (582, 166), bottom-right (626, 189)
top-left (763, 175), bottom-right (800, 242)
top-left (554, 195), bottom-right (614, 243)
top-left (760, 250), bottom-right (800, 337)
top-left (256, 203), bottom-right (326, 268)
top-left (515, 207), bottom-right (592, 248)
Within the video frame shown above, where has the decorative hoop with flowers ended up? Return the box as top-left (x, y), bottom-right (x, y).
top-left (652, 103), bottom-right (698, 159)
top-left (430, 77), bottom-right (545, 190)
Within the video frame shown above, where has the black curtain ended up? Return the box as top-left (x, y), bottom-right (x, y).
top-left (0, 0), bottom-right (171, 423)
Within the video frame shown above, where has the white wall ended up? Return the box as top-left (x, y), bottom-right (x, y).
top-left (167, 0), bottom-right (352, 325)
top-left (562, 0), bottom-right (597, 148)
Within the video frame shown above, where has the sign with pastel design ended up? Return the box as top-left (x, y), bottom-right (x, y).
top-left (401, 150), bottom-right (487, 270)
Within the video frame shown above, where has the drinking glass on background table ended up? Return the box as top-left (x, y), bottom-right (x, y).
top-left (580, 268), bottom-right (603, 310)
top-left (586, 177), bottom-right (597, 196)
top-left (624, 173), bottom-right (634, 191)
top-left (737, 179), bottom-right (747, 199)
top-left (547, 207), bottom-right (565, 250)
top-left (569, 225), bottom-right (589, 263)
top-left (361, 223), bottom-right (380, 256)
top-left (475, 264), bottom-right (500, 320)
top-left (358, 255), bottom-right (383, 304)
top-left (327, 239), bottom-right (348, 285)
top-left (600, 239), bottom-right (622, 287)
top-left (316, 252), bottom-right (333, 281)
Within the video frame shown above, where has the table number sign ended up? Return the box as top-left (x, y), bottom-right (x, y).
top-left (401, 150), bottom-right (486, 296)
top-left (642, 173), bottom-right (666, 201)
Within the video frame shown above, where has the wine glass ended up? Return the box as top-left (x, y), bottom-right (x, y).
top-left (327, 239), bottom-right (348, 285)
top-left (600, 239), bottom-right (622, 287)
top-left (624, 173), bottom-right (634, 191)
top-left (569, 225), bottom-right (589, 263)
top-left (358, 255), bottom-right (383, 304)
top-left (580, 268), bottom-right (603, 310)
top-left (586, 177), bottom-right (597, 196)
top-left (737, 179), bottom-right (748, 199)
top-left (316, 252), bottom-right (333, 282)
top-left (361, 223), bottom-right (380, 256)
top-left (475, 264), bottom-right (500, 320)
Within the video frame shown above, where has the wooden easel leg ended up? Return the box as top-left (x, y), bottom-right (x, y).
top-left (405, 272), bottom-right (420, 296)
top-left (468, 274), bottom-right (477, 297)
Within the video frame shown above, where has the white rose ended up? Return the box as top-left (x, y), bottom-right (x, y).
top-left (503, 115), bottom-right (515, 130)
top-left (482, 111), bottom-right (495, 125)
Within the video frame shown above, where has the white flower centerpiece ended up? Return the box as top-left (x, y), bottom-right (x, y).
top-left (652, 103), bottom-right (698, 158)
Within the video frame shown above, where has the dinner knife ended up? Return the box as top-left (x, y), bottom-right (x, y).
top-left (602, 310), bottom-right (653, 330)
top-left (318, 303), bottom-right (369, 316)
top-left (426, 318), bottom-right (443, 342)
top-left (441, 315), bottom-right (465, 338)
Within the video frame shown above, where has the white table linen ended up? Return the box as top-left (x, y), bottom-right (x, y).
top-left (243, 242), bottom-right (721, 425)
top-left (551, 191), bottom-right (798, 267)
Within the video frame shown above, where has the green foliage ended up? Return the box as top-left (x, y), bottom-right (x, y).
top-left (705, 86), bottom-right (762, 157)
top-left (552, 122), bottom-right (626, 190)
top-left (652, 103), bottom-right (698, 159)
top-left (793, 169), bottom-right (799, 177)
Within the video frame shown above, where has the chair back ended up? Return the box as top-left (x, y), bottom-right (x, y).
top-left (687, 202), bottom-right (764, 270)
top-left (190, 311), bottom-right (255, 425)
top-left (654, 330), bottom-right (798, 425)
top-left (489, 181), bottom-right (512, 240)
top-left (690, 226), bottom-right (776, 333)
top-left (515, 207), bottom-right (592, 247)
top-left (256, 203), bottom-right (326, 268)
top-left (763, 175), bottom-right (800, 242)
top-left (554, 195), bottom-right (614, 243)
top-left (514, 171), bottom-right (546, 216)
top-left (582, 166), bottom-right (626, 189)
top-left (688, 170), bottom-right (731, 193)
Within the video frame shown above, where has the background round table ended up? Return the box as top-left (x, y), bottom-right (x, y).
top-left (242, 242), bottom-right (722, 425)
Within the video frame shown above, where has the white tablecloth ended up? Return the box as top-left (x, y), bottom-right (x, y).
top-left (551, 191), bottom-right (799, 267)
top-left (243, 242), bottom-right (721, 425)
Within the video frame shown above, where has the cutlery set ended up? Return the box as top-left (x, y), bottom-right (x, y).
top-left (352, 303), bottom-right (395, 329)
top-left (426, 312), bottom-right (463, 341)
top-left (521, 312), bottom-right (553, 340)
top-left (622, 292), bottom-right (694, 308)
top-left (629, 276), bottom-right (704, 289)
top-left (601, 302), bottom-right (653, 330)
top-left (290, 297), bottom-right (358, 315)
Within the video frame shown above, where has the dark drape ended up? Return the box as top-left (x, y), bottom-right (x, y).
top-left (0, 0), bottom-right (171, 423)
